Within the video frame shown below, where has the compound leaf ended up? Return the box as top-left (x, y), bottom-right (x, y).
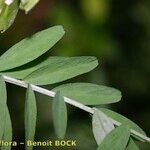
top-left (0, 25), bottom-right (65, 71)
top-left (24, 56), bottom-right (98, 85)
top-left (92, 108), bottom-right (114, 145)
top-left (53, 83), bottom-right (121, 105)
top-left (25, 85), bottom-right (37, 150)
top-left (97, 125), bottom-right (130, 150)
top-left (52, 91), bottom-right (67, 139)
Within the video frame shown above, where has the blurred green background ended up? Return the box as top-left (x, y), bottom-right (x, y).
top-left (0, 0), bottom-right (150, 149)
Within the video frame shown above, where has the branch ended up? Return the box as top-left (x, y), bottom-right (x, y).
top-left (3, 75), bottom-right (150, 143)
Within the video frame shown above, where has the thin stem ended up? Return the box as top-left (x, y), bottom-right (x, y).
top-left (3, 75), bottom-right (150, 143)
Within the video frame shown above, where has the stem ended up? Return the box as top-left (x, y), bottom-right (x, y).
top-left (3, 75), bottom-right (150, 143)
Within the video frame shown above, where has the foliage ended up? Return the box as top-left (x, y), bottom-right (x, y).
top-left (1, 107), bottom-right (12, 150)
top-left (0, 76), bottom-right (12, 150)
top-left (53, 83), bottom-right (121, 105)
top-left (97, 125), bottom-right (130, 150)
top-left (92, 108), bottom-right (114, 145)
top-left (25, 85), bottom-right (37, 150)
top-left (0, 25), bottom-right (65, 71)
top-left (0, 26), bottom-right (149, 150)
top-left (52, 91), bottom-right (67, 139)
top-left (100, 108), bottom-right (146, 135)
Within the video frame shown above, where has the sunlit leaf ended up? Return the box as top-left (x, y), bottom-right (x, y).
top-left (53, 83), bottom-right (121, 105)
top-left (0, 76), bottom-right (7, 140)
top-left (52, 91), bottom-right (67, 139)
top-left (97, 125), bottom-right (130, 150)
top-left (126, 138), bottom-right (139, 150)
top-left (92, 108), bottom-right (114, 145)
top-left (25, 85), bottom-right (37, 150)
top-left (0, 25), bottom-right (65, 71)
top-left (100, 108), bottom-right (146, 136)
top-left (24, 56), bottom-right (98, 85)
top-left (1, 106), bottom-right (12, 150)
top-left (0, 0), bottom-right (19, 33)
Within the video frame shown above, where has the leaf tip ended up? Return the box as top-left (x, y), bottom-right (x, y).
top-left (55, 25), bottom-right (65, 35)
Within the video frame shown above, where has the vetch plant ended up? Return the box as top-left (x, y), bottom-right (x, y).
top-left (0, 25), bottom-right (149, 150)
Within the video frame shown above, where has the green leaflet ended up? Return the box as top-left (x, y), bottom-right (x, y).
top-left (25, 85), bottom-right (37, 150)
top-left (0, 25), bottom-right (65, 71)
top-left (92, 108), bottom-right (114, 145)
top-left (100, 108), bottom-right (146, 136)
top-left (1, 56), bottom-right (70, 79)
top-left (97, 125), bottom-right (130, 150)
top-left (20, 0), bottom-right (39, 13)
top-left (53, 83), bottom-right (121, 105)
top-left (24, 56), bottom-right (98, 85)
top-left (0, 0), bottom-right (19, 33)
top-left (52, 91), bottom-right (67, 139)
top-left (126, 138), bottom-right (139, 150)
top-left (2, 56), bottom-right (98, 81)
top-left (0, 76), bottom-right (7, 140)
top-left (0, 76), bottom-right (12, 150)
top-left (1, 106), bottom-right (12, 150)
